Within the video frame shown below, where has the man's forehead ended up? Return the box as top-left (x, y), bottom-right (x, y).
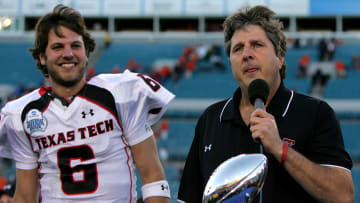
top-left (232, 26), bottom-right (268, 42)
top-left (236, 25), bottom-right (266, 36)
top-left (47, 26), bottom-right (83, 43)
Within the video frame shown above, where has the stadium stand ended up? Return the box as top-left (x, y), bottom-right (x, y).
top-left (159, 120), bottom-right (196, 161)
top-left (0, 41), bottom-right (355, 99)
top-left (0, 43), bottom-right (40, 85)
top-left (324, 71), bottom-right (360, 98)
top-left (95, 43), bottom-right (186, 73)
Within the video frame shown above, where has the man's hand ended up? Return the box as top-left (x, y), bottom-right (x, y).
top-left (249, 109), bottom-right (283, 159)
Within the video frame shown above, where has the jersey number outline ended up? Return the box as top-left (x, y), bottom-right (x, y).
top-left (57, 145), bottom-right (98, 195)
top-left (137, 73), bottom-right (161, 92)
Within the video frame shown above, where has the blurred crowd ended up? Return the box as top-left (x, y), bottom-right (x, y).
top-left (88, 43), bottom-right (227, 88)
top-left (149, 43), bottom-right (226, 87)
top-left (289, 37), bottom-right (360, 98)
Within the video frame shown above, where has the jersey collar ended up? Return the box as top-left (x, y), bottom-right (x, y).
top-left (220, 82), bottom-right (293, 122)
top-left (266, 83), bottom-right (294, 118)
top-left (38, 84), bottom-right (89, 107)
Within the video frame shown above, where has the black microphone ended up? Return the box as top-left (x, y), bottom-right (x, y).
top-left (248, 79), bottom-right (270, 151)
top-left (248, 79), bottom-right (270, 110)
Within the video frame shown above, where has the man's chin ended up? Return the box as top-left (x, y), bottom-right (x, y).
top-left (62, 81), bottom-right (79, 87)
top-left (54, 77), bottom-right (83, 87)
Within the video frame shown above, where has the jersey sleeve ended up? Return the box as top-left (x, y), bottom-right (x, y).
top-left (308, 101), bottom-right (352, 170)
top-left (116, 71), bottom-right (175, 146)
top-left (0, 106), bottom-right (38, 170)
top-left (0, 109), bottom-right (13, 159)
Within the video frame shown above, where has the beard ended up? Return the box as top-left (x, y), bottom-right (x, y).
top-left (48, 67), bottom-right (85, 87)
top-left (48, 65), bottom-right (86, 88)
top-left (45, 55), bottom-right (88, 88)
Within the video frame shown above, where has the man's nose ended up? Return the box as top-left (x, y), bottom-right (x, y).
top-left (63, 46), bottom-right (73, 58)
top-left (242, 46), bottom-right (254, 60)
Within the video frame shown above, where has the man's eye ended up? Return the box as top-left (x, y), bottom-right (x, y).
top-left (52, 46), bottom-right (62, 50)
top-left (233, 46), bottom-right (242, 52)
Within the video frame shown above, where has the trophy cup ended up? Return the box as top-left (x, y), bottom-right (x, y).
top-left (202, 154), bottom-right (268, 203)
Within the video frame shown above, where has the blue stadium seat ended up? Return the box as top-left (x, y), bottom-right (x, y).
top-left (0, 43), bottom-right (41, 85)
top-left (351, 168), bottom-right (360, 203)
top-left (284, 47), bottom-right (318, 78)
top-left (166, 71), bottom-right (237, 99)
top-left (95, 43), bottom-right (186, 73)
top-left (324, 71), bottom-right (360, 98)
top-left (340, 121), bottom-right (360, 161)
top-left (159, 120), bottom-right (197, 160)
top-left (164, 165), bottom-right (181, 200)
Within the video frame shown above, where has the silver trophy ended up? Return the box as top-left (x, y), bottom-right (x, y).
top-left (203, 154), bottom-right (268, 203)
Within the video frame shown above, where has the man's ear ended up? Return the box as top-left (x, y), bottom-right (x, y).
top-left (278, 56), bottom-right (284, 70)
top-left (39, 53), bottom-right (46, 66)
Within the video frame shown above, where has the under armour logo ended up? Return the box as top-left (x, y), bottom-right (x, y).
top-left (161, 184), bottom-right (169, 191)
top-left (81, 109), bottom-right (94, 118)
top-left (204, 144), bottom-right (212, 152)
top-left (283, 138), bottom-right (295, 147)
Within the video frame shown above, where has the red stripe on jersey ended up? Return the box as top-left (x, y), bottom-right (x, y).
top-left (121, 136), bottom-right (133, 203)
top-left (39, 164), bottom-right (43, 202)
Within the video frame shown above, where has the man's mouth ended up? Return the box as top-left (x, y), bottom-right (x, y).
top-left (60, 63), bottom-right (77, 70)
top-left (245, 67), bottom-right (259, 74)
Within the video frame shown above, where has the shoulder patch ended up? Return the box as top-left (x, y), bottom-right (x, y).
top-left (23, 109), bottom-right (48, 134)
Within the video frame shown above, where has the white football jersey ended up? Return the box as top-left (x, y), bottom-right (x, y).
top-left (0, 70), bottom-right (175, 202)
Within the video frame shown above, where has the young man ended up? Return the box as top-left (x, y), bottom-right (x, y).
top-left (178, 5), bottom-right (354, 203)
top-left (0, 4), bottom-right (174, 203)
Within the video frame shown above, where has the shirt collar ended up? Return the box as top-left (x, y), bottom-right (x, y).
top-left (220, 82), bottom-right (293, 122)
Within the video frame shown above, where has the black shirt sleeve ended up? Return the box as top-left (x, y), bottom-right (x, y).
top-left (307, 100), bottom-right (353, 170)
top-left (178, 116), bottom-right (205, 203)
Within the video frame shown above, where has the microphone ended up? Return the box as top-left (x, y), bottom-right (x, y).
top-left (248, 79), bottom-right (270, 110)
top-left (248, 79), bottom-right (270, 151)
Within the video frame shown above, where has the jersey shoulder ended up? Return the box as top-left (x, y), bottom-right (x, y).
top-left (88, 70), bottom-right (172, 103)
top-left (88, 70), bottom-right (155, 93)
top-left (2, 89), bottom-right (41, 116)
top-left (88, 70), bottom-right (147, 90)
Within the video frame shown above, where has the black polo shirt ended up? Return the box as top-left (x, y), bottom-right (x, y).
top-left (178, 83), bottom-right (352, 203)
